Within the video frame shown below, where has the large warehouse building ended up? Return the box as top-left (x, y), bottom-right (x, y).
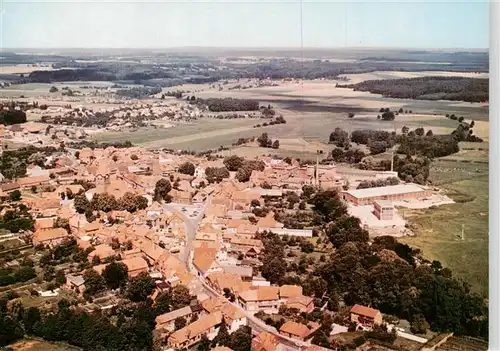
top-left (342, 183), bottom-right (432, 206)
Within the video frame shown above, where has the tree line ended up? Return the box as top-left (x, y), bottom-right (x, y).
top-left (336, 77), bottom-right (489, 103)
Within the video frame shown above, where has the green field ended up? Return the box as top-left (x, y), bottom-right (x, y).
top-left (400, 158), bottom-right (489, 296)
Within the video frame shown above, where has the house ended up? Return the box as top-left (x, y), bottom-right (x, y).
top-left (87, 244), bottom-right (116, 263)
top-left (34, 217), bottom-right (55, 231)
top-left (155, 305), bottom-right (200, 332)
top-left (202, 297), bottom-right (247, 333)
top-left (279, 285), bottom-right (303, 303)
top-left (33, 228), bottom-right (70, 247)
top-left (16, 175), bottom-right (51, 189)
top-left (64, 274), bottom-right (86, 295)
top-left (0, 182), bottom-right (20, 194)
top-left (251, 331), bottom-right (280, 351)
top-left (121, 257), bottom-right (149, 277)
top-left (237, 286), bottom-right (280, 314)
top-left (167, 311), bottom-right (222, 349)
top-left (350, 304), bottom-right (383, 328)
top-left (279, 321), bottom-right (319, 341)
top-left (193, 246), bottom-right (222, 278)
top-left (285, 295), bottom-right (315, 314)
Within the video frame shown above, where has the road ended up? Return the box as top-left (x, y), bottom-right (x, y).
top-left (169, 196), bottom-right (310, 350)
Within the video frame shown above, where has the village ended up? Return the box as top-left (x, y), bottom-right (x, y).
top-left (0, 133), bottom-right (480, 351)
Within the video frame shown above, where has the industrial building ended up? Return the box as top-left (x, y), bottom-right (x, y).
top-left (342, 183), bottom-right (432, 206)
top-left (373, 200), bottom-right (395, 220)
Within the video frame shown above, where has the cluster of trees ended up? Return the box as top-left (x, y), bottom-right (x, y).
top-left (0, 264), bottom-right (36, 287)
top-left (178, 161), bottom-right (196, 176)
top-left (357, 177), bottom-right (399, 189)
top-left (153, 178), bottom-right (173, 202)
top-left (70, 140), bottom-right (133, 150)
top-left (0, 109), bottom-right (27, 125)
top-left (235, 159), bottom-right (266, 182)
top-left (397, 134), bottom-right (459, 158)
top-left (205, 166), bottom-right (230, 183)
top-left (116, 85), bottom-right (162, 99)
top-left (73, 192), bottom-right (148, 215)
top-left (195, 98), bottom-right (260, 112)
top-left (0, 206), bottom-right (35, 233)
top-left (257, 133), bottom-right (279, 149)
top-left (337, 77), bottom-right (489, 103)
top-left (330, 148), bottom-right (366, 164)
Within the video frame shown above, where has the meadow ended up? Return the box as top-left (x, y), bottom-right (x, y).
top-left (400, 148), bottom-right (489, 296)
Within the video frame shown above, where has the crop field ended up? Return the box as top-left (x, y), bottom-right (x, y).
top-left (400, 156), bottom-right (489, 296)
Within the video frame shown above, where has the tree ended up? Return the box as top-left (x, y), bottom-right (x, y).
top-left (381, 111), bottom-right (395, 121)
top-left (250, 199), bottom-right (260, 207)
top-left (73, 193), bottom-right (90, 214)
top-left (272, 140), bottom-right (280, 149)
top-left (197, 334), bottom-right (211, 351)
top-left (126, 272), bottom-right (156, 302)
top-left (369, 141), bottom-right (388, 155)
top-left (174, 317), bottom-right (187, 330)
top-left (212, 319), bottom-right (231, 347)
top-left (130, 154), bottom-right (139, 160)
top-left (458, 116), bottom-right (464, 122)
top-left (153, 178), bottom-right (172, 202)
top-left (411, 314), bottom-right (430, 334)
top-left (257, 133), bottom-right (270, 148)
top-left (178, 162), bottom-right (195, 176)
top-left (230, 326), bottom-right (252, 351)
top-left (83, 269), bottom-right (106, 297)
top-left (311, 190), bottom-right (347, 224)
top-left (223, 155), bottom-right (244, 172)
top-left (235, 166), bottom-right (252, 182)
top-left (327, 215), bottom-right (369, 248)
top-left (415, 127), bottom-right (425, 137)
top-left (102, 261), bottom-right (128, 290)
top-left (9, 190), bottom-right (21, 202)
top-left (91, 193), bottom-right (119, 212)
top-left (402, 126), bottom-right (409, 134)
top-left (329, 128), bottom-right (349, 147)
top-left (0, 314), bottom-right (24, 347)
top-left (154, 292), bottom-right (171, 315)
top-left (49, 86), bottom-right (59, 93)
top-left (426, 130), bottom-right (434, 137)
top-left (171, 285), bottom-right (191, 310)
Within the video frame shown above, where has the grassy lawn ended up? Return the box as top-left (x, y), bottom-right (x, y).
top-left (9, 339), bottom-right (81, 351)
top-left (399, 159), bottom-right (489, 296)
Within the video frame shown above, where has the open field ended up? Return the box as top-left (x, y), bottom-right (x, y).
top-left (9, 339), bottom-right (81, 351)
top-left (400, 157), bottom-right (489, 296)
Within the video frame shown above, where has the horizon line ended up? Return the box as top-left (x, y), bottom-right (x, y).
top-left (1, 46), bottom-right (489, 52)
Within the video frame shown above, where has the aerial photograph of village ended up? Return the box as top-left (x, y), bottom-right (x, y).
top-left (0, 1), bottom-right (491, 351)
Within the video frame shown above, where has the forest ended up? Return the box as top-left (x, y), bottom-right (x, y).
top-left (195, 98), bottom-right (260, 112)
top-left (336, 77), bottom-right (489, 103)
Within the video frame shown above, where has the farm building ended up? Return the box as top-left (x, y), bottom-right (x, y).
top-left (342, 183), bottom-right (432, 206)
top-left (374, 200), bottom-right (395, 220)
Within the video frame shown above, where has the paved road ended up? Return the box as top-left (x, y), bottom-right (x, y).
top-left (174, 195), bottom-right (310, 350)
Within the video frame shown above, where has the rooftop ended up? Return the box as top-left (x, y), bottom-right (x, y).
top-left (343, 183), bottom-right (428, 199)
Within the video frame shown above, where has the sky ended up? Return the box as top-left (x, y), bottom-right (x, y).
top-left (1, 0), bottom-right (490, 49)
